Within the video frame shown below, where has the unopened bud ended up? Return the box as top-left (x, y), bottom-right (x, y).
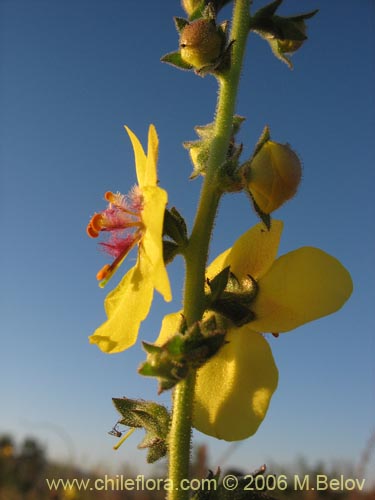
top-left (180, 19), bottom-right (224, 70)
top-left (181, 0), bottom-right (202, 17)
top-left (246, 141), bottom-right (302, 214)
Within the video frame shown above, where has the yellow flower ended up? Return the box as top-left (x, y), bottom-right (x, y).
top-left (88, 125), bottom-right (172, 354)
top-left (157, 221), bottom-right (352, 440)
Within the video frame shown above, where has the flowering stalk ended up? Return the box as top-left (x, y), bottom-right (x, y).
top-left (167, 1), bottom-right (251, 498)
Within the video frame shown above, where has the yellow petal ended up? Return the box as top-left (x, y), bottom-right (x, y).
top-left (89, 264), bottom-right (154, 354)
top-left (251, 247), bottom-right (353, 333)
top-left (207, 220), bottom-right (283, 282)
top-left (193, 327), bottom-right (278, 440)
top-left (144, 124), bottom-right (158, 186)
top-left (124, 125), bottom-right (147, 187)
top-left (141, 185), bottom-right (172, 301)
top-left (155, 312), bottom-right (182, 345)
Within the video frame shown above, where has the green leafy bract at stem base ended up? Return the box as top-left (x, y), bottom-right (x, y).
top-left (112, 397), bottom-right (170, 463)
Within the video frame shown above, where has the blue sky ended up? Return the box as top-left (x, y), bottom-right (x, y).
top-left (1, 0), bottom-right (374, 483)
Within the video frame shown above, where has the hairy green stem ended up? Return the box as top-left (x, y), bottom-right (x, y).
top-left (167, 2), bottom-right (250, 499)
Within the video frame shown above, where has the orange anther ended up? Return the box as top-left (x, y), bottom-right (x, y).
top-left (87, 224), bottom-right (99, 238)
top-left (96, 264), bottom-right (111, 281)
top-left (105, 191), bottom-right (115, 202)
top-left (90, 213), bottom-right (103, 232)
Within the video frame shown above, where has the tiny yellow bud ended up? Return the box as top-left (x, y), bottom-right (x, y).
top-left (247, 141), bottom-right (302, 214)
top-left (180, 19), bottom-right (223, 70)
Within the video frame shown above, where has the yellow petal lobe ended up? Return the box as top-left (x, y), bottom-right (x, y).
top-left (251, 247), bottom-right (353, 333)
top-left (141, 185), bottom-right (171, 302)
top-left (193, 327), bottom-right (278, 441)
top-left (145, 124), bottom-right (158, 186)
top-left (89, 265), bottom-right (154, 353)
top-left (124, 126), bottom-right (147, 187)
top-left (155, 312), bottom-right (182, 346)
top-left (207, 220), bottom-right (283, 282)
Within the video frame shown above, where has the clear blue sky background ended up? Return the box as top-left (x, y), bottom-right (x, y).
top-left (1, 0), bottom-right (374, 483)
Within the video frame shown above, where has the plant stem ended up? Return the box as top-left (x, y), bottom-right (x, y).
top-left (167, 2), bottom-right (250, 499)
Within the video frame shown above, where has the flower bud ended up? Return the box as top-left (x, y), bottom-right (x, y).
top-left (181, 0), bottom-right (202, 18)
top-left (246, 141), bottom-right (302, 214)
top-left (179, 19), bottom-right (224, 70)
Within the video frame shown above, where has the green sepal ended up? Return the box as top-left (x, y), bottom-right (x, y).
top-left (251, 2), bottom-right (317, 40)
top-left (219, 20), bottom-right (229, 37)
top-left (251, 125), bottom-right (271, 162)
top-left (210, 296), bottom-right (255, 327)
top-left (195, 121), bottom-right (215, 139)
top-left (163, 240), bottom-right (180, 265)
top-left (139, 319), bottom-right (226, 394)
top-left (217, 142), bottom-right (244, 192)
top-left (207, 271), bottom-right (259, 326)
top-left (160, 51), bottom-right (193, 71)
top-left (207, 266), bottom-right (230, 302)
top-left (174, 16), bottom-right (190, 34)
top-left (250, 194), bottom-right (272, 231)
top-left (239, 125), bottom-right (272, 228)
top-left (271, 16), bottom-right (308, 41)
top-left (112, 397), bottom-right (170, 463)
top-left (232, 114), bottom-right (246, 135)
top-left (289, 10), bottom-right (319, 23)
top-left (267, 39), bottom-right (293, 68)
top-left (163, 207), bottom-right (188, 247)
top-left (203, 2), bottom-right (216, 21)
top-left (251, 2), bottom-right (318, 68)
top-left (251, 0), bottom-right (283, 21)
top-left (202, 38), bottom-right (233, 76)
top-left (209, 0), bottom-right (234, 16)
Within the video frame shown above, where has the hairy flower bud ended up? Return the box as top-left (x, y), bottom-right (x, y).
top-left (246, 141), bottom-right (302, 214)
top-left (179, 18), bottom-right (224, 70)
